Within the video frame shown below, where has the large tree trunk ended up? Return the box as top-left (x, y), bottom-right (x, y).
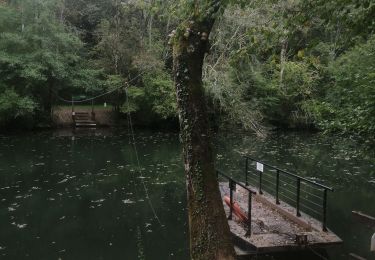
top-left (172, 9), bottom-right (235, 260)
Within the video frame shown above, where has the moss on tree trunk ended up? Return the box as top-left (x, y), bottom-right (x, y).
top-left (172, 17), bottom-right (235, 260)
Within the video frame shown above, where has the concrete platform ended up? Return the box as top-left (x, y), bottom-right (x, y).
top-left (219, 182), bottom-right (342, 255)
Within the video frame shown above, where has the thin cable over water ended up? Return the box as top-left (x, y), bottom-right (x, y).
top-left (53, 70), bottom-right (148, 104)
top-left (53, 45), bottom-right (173, 104)
top-left (125, 87), bottom-right (163, 228)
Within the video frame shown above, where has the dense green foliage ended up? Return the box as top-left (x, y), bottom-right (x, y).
top-left (205, 0), bottom-right (375, 135)
top-left (0, 0), bottom-right (105, 128)
top-left (0, 0), bottom-right (373, 136)
top-left (0, 0), bottom-right (176, 129)
top-left (313, 35), bottom-right (375, 134)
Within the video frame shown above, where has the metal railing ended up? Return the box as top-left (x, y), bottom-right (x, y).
top-left (244, 156), bottom-right (333, 231)
top-left (217, 170), bottom-right (256, 237)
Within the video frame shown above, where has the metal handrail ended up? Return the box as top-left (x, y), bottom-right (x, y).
top-left (217, 170), bottom-right (256, 237)
top-left (218, 170), bottom-right (256, 194)
top-left (244, 156), bottom-right (334, 191)
top-left (243, 156), bottom-right (333, 231)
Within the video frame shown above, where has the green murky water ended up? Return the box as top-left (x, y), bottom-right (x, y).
top-left (0, 129), bottom-right (374, 259)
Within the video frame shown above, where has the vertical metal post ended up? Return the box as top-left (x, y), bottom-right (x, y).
top-left (246, 191), bottom-right (252, 237)
top-left (245, 157), bottom-right (249, 186)
top-left (276, 170), bottom-right (280, 205)
top-left (296, 178), bottom-right (301, 217)
top-left (228, 180), bottom-right (233, 220)
top-left (323, 189), bottom-right (328, 231)
top-left (72, 98), bottom-right (75, 124)
top-left (259, 171), bottom-right (263, 195)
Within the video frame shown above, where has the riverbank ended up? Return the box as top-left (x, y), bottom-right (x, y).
top-left (52, 106), bottom-right (115, 127)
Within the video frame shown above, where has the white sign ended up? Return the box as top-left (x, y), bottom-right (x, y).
top-left (256, 162), bottom-right (264, 172)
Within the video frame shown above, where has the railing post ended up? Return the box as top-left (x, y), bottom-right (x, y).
top-left (246, 191), bottom-right (252, 237)
top-left (72, 98), bottom-right (75, 122)
top-left (228, 179), bottom-right (234, 220)
top-left (296, 178), bottom-right (301, 217)
top-left (259, 171), bottom-right (263, 195)
top-left (323, 189), bottom-right (328, 231)
top-left (276, 170), bottom-right (280, 205)
top-left (245, 157), bottom-right (249, 186)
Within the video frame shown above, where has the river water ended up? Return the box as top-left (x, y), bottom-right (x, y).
top-left (0, 129), bottom-right (374, 259)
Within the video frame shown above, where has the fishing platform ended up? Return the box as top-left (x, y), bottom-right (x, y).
top-left (218, 156), bottom-right (342, 256)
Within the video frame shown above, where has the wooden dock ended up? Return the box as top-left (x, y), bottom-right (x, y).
top-left (217, 156), bottom-right (343, 256)
top-left (219, 183), bottom-right (342, 255)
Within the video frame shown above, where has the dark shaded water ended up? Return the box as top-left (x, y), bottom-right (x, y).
top-left (0, 129), bottom-right (374, 259)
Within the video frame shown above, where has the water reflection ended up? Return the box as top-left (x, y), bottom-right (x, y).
top-left (0, 130), bottom-right (188, 260)
top-left (0, 129), bottom-right (374, 259)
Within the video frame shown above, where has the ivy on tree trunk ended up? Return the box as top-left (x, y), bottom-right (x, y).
top-left (172, 1), bottom-right (235, 259)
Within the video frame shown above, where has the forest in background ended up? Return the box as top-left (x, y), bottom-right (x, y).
top-left (0, 0), bottom-right (374, 136)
